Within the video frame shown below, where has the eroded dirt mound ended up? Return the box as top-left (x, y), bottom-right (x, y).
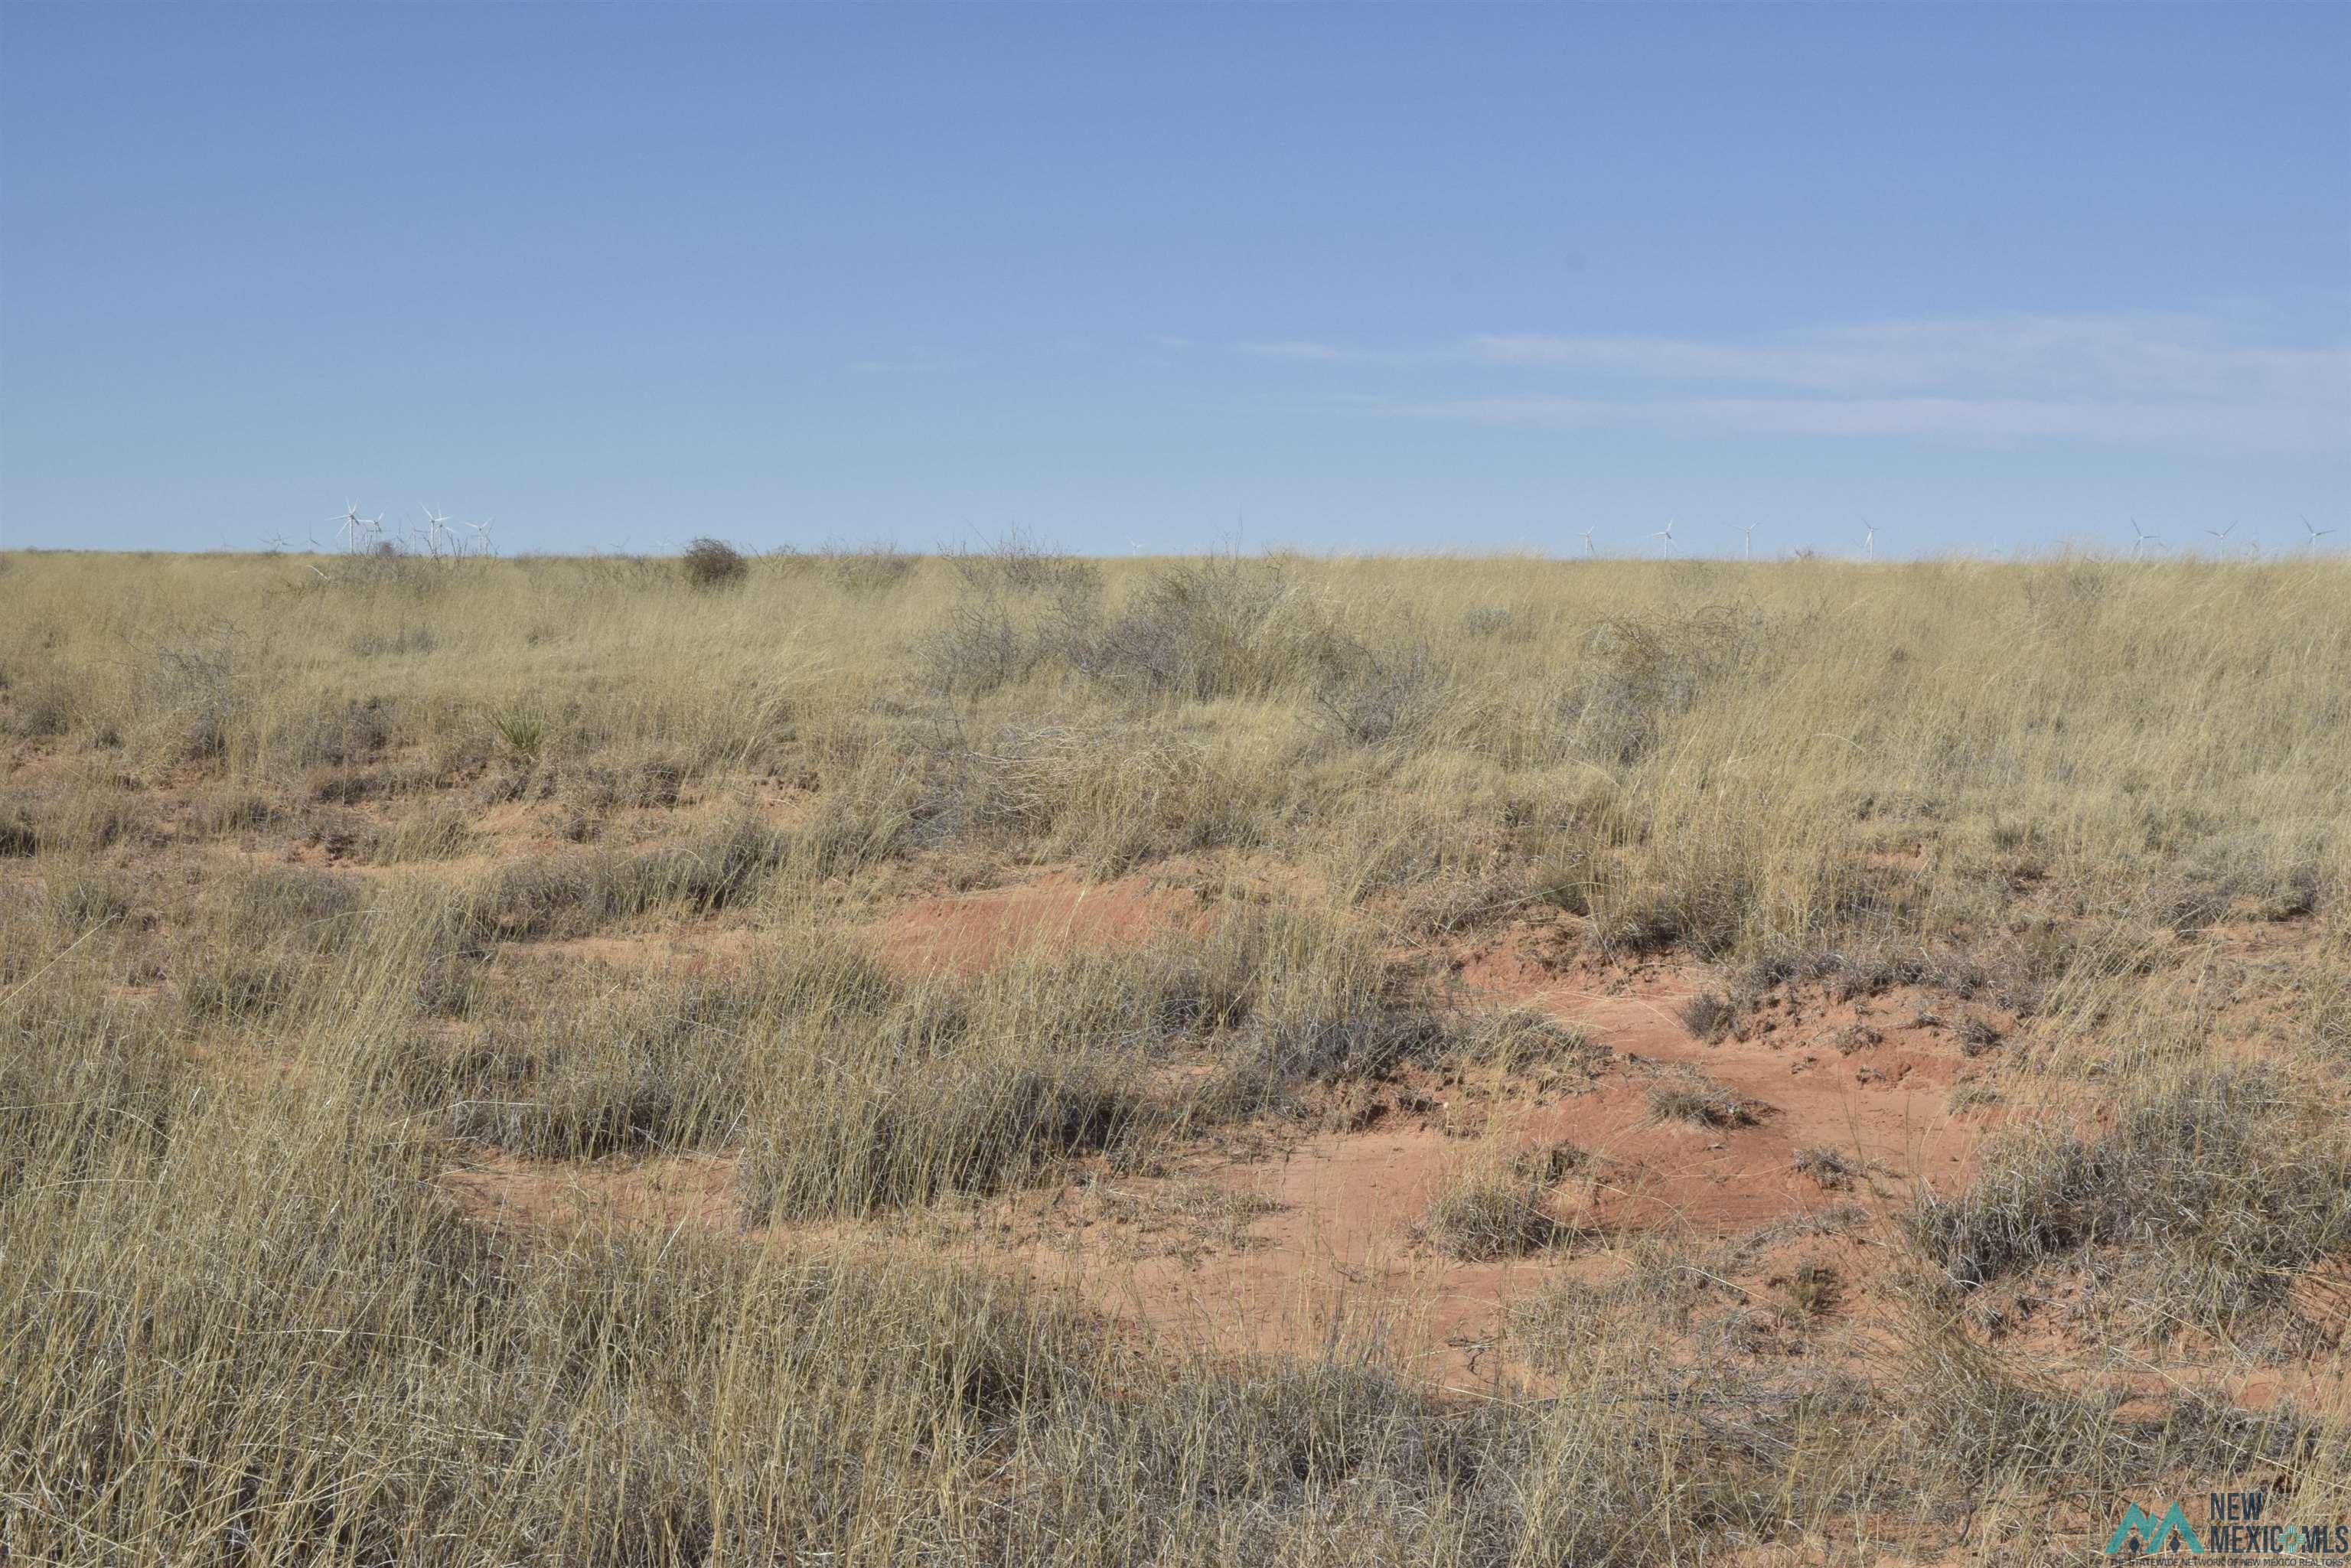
top-left (982, 927), bottom-right (2003, 1384)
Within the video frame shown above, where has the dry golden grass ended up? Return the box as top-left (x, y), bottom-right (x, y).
top-left (2, 541), bottom-right (2347, 1562)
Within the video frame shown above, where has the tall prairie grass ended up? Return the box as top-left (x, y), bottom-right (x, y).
top-left (2, 543), bottom-right (2346, 1562)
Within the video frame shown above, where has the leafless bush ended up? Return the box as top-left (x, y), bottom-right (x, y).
top-left (945, 528), bottom-right (1097, 595)
top-left (0, 803), bottom-right (34, 857)
top-left (2144, 832), bottom-right (2324, 931)
top-left (680, 536), bottom-right (749, 590)
top-left (918, 595), bottom-right (1040, 698)
top-left (1678, 988), bottom-right (1738, 1042)
top-left (561, 750), bottom-right (687, 811)
top-left (0, 672), bottom-right (76, 738)
top-left (1792, 1146), bottom-right (1857, 1189)
top-left (1955, 1012), bottom-right (2004, 1054)
top-left (147, 627), bottom-right (244, 760)
top-left (282, 695), bottom-right (401, 768)
top-left (1312, 634), bottom-right (1441, 748)
top-left (1557, 603), bottom-right (1769, 765)
top-left (382, 976), bottom-right (767, 1159)
top-left (465, 813), bottom-right (791, 940)
top-left (1912, 1063), bottom-right (2351, 1330)
top-left (1588, 868), bottom-right (1755, 959)
top-left (1067, 553), bottom-right (1335, 700)
top-left (1415, 1145), bottom-right (1579, 1260)
top-left (918, 533), bottom-right (1106, 698)
top-left (1647, 1068), bottom-right (1762, 1127)
top-left (1391, 869), bottom-right (1534, 939)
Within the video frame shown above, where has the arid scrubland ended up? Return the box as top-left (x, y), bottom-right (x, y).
top-left (2, 540), bottom-right (2348, 1563)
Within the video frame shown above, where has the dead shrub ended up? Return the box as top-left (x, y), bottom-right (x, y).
top-left (45, 870), bottom-right (136, 934)
top-left (1955, 1012), bottom-right (2004, 1054)
top-left (147, 627), bottom-right (243, 761)
top-left (214, 865), bottom-right (367, 952)
top-left (680, 537), bottom-right (749, 590)
top-left (1, 673), bottom-right (77, 739)
top-left (918, 556), bottom-right (1105, 700)
top-left (465, 812), bottom-right (791, 940)
top-left (1647, 1069), bottom-right (1762, 1128)
top-left (179, 952), bottom-right (305, 1021)
top-left (1678, 989), bottom-right (1738, 1042)
top-left (944, 529), bottom-right (1097, 597)
top-left (1414, 1146), bottom-right (1578, 1260)
top-left (281, 695), bottom-right (401, 768)
top-left (1068, 553), bottom-right (1335, 701)
top-left (1792, 1146), bottom-right (1857, 1189)
top-left (562, 751), bottom-right (687, 811)
top-left (918, 595), bottom-right (1040, 698)
top-left (1590, 872), bottom-right (1753, 959)
top-left (1311, 634), bottom-right (1441, 748)
top-left (1912, 1063), bottom-right (2351, 1331)
top-left (1557, 604), bottom-right (1769, 765)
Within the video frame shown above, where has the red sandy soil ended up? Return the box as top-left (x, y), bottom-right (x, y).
top-left (451, 871), bottom-right (2030, 1390)
top-left (993, 921), bottom-right (1996, 1384)
top-left (876, 870), bottom-right (1204, 975)
top-left (20, 742), bottom-right (2336, 1406)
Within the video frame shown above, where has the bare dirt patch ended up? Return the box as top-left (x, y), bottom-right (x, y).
top-left (876, 869), bottom-right (1203, 975)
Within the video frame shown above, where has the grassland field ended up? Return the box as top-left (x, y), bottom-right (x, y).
top-left (2, 540), bottom-right (2348, 1564)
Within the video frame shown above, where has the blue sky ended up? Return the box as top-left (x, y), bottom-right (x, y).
top-left (3, 3), bottom-right (2344, 559)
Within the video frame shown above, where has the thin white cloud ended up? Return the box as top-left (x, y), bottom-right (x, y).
top-left (1250, 310), bottom-right (2351, 451)
top-left (1347, 392), bottom-right (2343, 453)
top-left (847, 348), bottom-right (975, 377)
top-left (1238, 339), bottom-right (1401, 363)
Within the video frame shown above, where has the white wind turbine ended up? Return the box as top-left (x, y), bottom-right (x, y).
top-left (2131, 518), bottom-right (2159, 557)
top-left (1863, 520), bottom-right (1877, 560)
top-left (2205, 521), bottom-right (2237, 547)
top-left (1737, 521), bottom-right (1755, 560)
top-left (334, 503), bottom-right (385, 552)
top-left (1581, 524), bottom-right (1597, 556)
top-left (419, 506), bottom-right (455, 554)
top-left (2304, 516), bottom-right (2338, 550)
top-left (1651, 520), bottom-right (1676, 553)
